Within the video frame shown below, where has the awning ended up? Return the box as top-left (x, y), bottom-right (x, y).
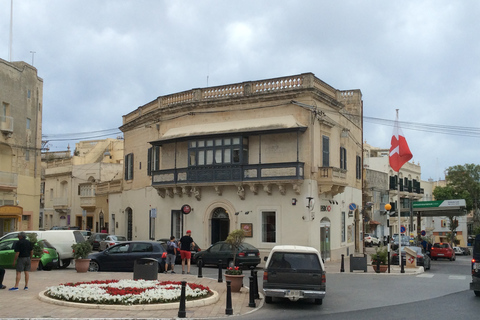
top-left (0, 205), bottom-right (23, 218)
top-left (151, 115), bottom-right (307, 145)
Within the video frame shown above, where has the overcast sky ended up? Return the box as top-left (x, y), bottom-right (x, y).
top-left (2, 0), bottom-right (479, 181)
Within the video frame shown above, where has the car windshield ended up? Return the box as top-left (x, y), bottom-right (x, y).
top-left (239, 243), bottom-right (256, 250)
top-left (269, 252), bottom-right (321, 271)
top-left (434, 243), bottom-right (449, 248)
top-left (112, 236), bottom-right (127, 241)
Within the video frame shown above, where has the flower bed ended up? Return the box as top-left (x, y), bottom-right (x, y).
top-left (45, 279), bottom-right (211, 305)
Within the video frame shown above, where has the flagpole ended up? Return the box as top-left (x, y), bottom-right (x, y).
top-left (395, 109), bottom-right (404, 273)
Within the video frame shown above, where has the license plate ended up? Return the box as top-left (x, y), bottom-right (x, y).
top-left (474, 263), bottom-right (479, 271)
top-left (286, 290), bottom-right (302, 297)
top-left (437, 254), bottom-right (444, 256)
top-left (248, 253), bottom-right (255, 256)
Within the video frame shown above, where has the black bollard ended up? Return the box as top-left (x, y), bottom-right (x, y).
top-left (225, 280), bottom-right (233, 315)
top-left (376, 254), bottom-right (380, 273)
top-left (197, 259), bottom-right (203, 278)
top-left (401, 255), bottom-right (405, 273)
top-left (218, 260), bottom-right (223, 283)
top-left (178, 280), bottom-right (187, 318)
top-left (253, 270), bottom-right (259, 299)
top-left (340, 254), bottom-right (345, 272)
top-left (248, 276), bottom-right (256, 307)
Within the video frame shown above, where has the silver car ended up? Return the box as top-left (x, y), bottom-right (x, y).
top-left (98, 235), bottom-right (127, 251)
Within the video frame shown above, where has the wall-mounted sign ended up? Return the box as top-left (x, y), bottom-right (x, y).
top-left (181, 204), bottom-right (192, 214)
top-left (348, 203), bottom-right (357, 211)
top-left (241, 223), bottom-right (253, 237)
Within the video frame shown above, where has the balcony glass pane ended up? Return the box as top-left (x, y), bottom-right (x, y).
top-left (206, 150), bottom-right (213, 164)
top-left (224, 149), bottom-right (231, 163)
top-left (215, 149), bottom-right (222, 164)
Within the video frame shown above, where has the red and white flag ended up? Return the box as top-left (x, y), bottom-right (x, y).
top-left (389, 113), bottom-right (412, 172)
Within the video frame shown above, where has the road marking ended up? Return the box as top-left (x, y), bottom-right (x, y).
top-left (416, 274), bottom-right (434, 278)
top-left (448, 275), bottom-right (466, 280)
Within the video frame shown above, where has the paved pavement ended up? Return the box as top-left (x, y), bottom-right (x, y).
top-left (0, 253), bottom-right (422, 320)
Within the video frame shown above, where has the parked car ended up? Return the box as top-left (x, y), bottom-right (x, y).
top-left (157, 238), bottom-right (201, 264)
top-left (194, 241), bottom-right (260, 268)
top-left (390, 234), bottom-right (410, 250)
top-left (1, 230), bottom-right (84, 268)
top-left (364, 233), bottom-right (380, 247)
top-left (99, 235), bottom-right (127, 251)
top-left (0, 237), bottom-right (59, 271)
top-left (87, 233), bottom-right (110, 251)
top-left (391, 246), bottom-right (431, 270)
top-left (470, 234), bottom-right (480, 296)
top-left (430, 242), bottom-right (455, 261)
top-left (461, 247), bottom-right (471, 255)
top-left (263, 245), bottom-right (326, 305)
top-left (454, 246), bottom-right (465, 255)
top-left (88, 241), bottom-right (167, 272)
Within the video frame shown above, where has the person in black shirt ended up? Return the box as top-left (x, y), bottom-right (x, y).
top-left (9, 232), bottom-right (33, 291)
top-left (179, 230), bottom-right (195, 274)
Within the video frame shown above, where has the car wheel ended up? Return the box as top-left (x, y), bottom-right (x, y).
top-left (314, 299), bottom-right (323, 305)
top-left (37, 261), bottom-right (43, 271)
top-left (377, 242), bottom-right (381, 247)
top-left (475, 291), bottom-right (480, 297)
top-left (89, 260), bottom-right (100, 272)
top-left (265, 296), bottom-right (273, 304)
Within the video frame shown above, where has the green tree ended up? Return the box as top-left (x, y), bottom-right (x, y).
top-left (433, 163), bottom-right (480, 239)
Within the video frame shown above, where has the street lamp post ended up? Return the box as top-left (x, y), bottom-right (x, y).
top-left (385, 203), bottom-right (391, 273)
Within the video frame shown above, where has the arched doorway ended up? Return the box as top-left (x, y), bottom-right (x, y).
top-left (211, 207), bottom-right (230, 244)
top-left (126, 208), bottom-right (133, 241)
top-left (320, 217), bottom-right (331, 261)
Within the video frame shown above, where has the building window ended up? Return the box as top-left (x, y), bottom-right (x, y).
top-left (188, 136), bottom-right (248, 167)
top-left (125, 153), bottom-right (134, 180)
top-left (147, 146), bottom-right (160, 176)
top-left (322, 136), bottom-right (329, 167)
top-left (356, 155), bottom-right (362, 179)
top-left (1, 102), bottom-right (8, 121)
top-left (340, 147), bottom-right (347, 170)
top-left (26, 118), bottom-right (31, 129)
top-left (262, 211), bottom-right (276, 243)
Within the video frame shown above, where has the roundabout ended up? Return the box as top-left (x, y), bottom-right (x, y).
top-left (38, 279), bottom-right (219, 310)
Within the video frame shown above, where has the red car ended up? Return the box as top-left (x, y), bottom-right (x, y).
top-left (430, 242), bottom-right (456, 261)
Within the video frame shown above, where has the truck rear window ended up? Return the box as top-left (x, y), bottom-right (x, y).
top-left (269, 252), bottom-right (322, 271)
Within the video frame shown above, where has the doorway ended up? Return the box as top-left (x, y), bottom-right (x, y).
top-left (211, 207), bottom-right (230, 244)
top-left (320, 217), bottom-right (331, 261)
top-left (126, 208), bottom-right (133, 241)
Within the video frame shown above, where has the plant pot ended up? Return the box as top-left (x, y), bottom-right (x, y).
top-left (372, 264), bottom-right (388, 273)
top-left (30, 258), bottom-right (41, 272)
top-left (225, 274), bottom-right (244, 292)
top-left (75, 259), bottom-right (91, 273)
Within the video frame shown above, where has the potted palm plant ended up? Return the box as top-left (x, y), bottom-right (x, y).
top-left (224, 229), bottom-right (246, 292)
top-left (27, 233), bottom-right (44, 271)
top-left (72, 241), bottom-right (93, 273)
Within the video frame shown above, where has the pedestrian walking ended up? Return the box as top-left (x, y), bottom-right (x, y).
top-left (10, 232), bottom-right (33, 291)
top-left (179, 230), bottom-right (195, 274)
top-left (165, 236), bottom-right (178, 274)
top-left (0, 266), bottom-right (6, 289)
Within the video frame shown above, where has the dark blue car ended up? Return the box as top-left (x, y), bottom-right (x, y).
top-left (88, 241), bottom-right (167, 272)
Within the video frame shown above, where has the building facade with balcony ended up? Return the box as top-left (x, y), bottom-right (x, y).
top-left (42, 139), bottom-right (124, 231)
top-left (0, 58), bottom-right (43, 236)
top-left (119, 73), bottom-right (363, 260)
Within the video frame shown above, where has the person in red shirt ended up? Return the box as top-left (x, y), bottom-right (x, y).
top-left (179, 230), bottom-right (195, 274)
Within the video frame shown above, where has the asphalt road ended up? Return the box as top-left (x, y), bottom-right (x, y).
top-left (231, 254), bottom-right (478, 320)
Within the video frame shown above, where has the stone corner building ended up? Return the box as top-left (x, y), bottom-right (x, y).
top-left (119, 72), bottom-right (363, 261)
top-left (0, 58), bottom-right (43, 235)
